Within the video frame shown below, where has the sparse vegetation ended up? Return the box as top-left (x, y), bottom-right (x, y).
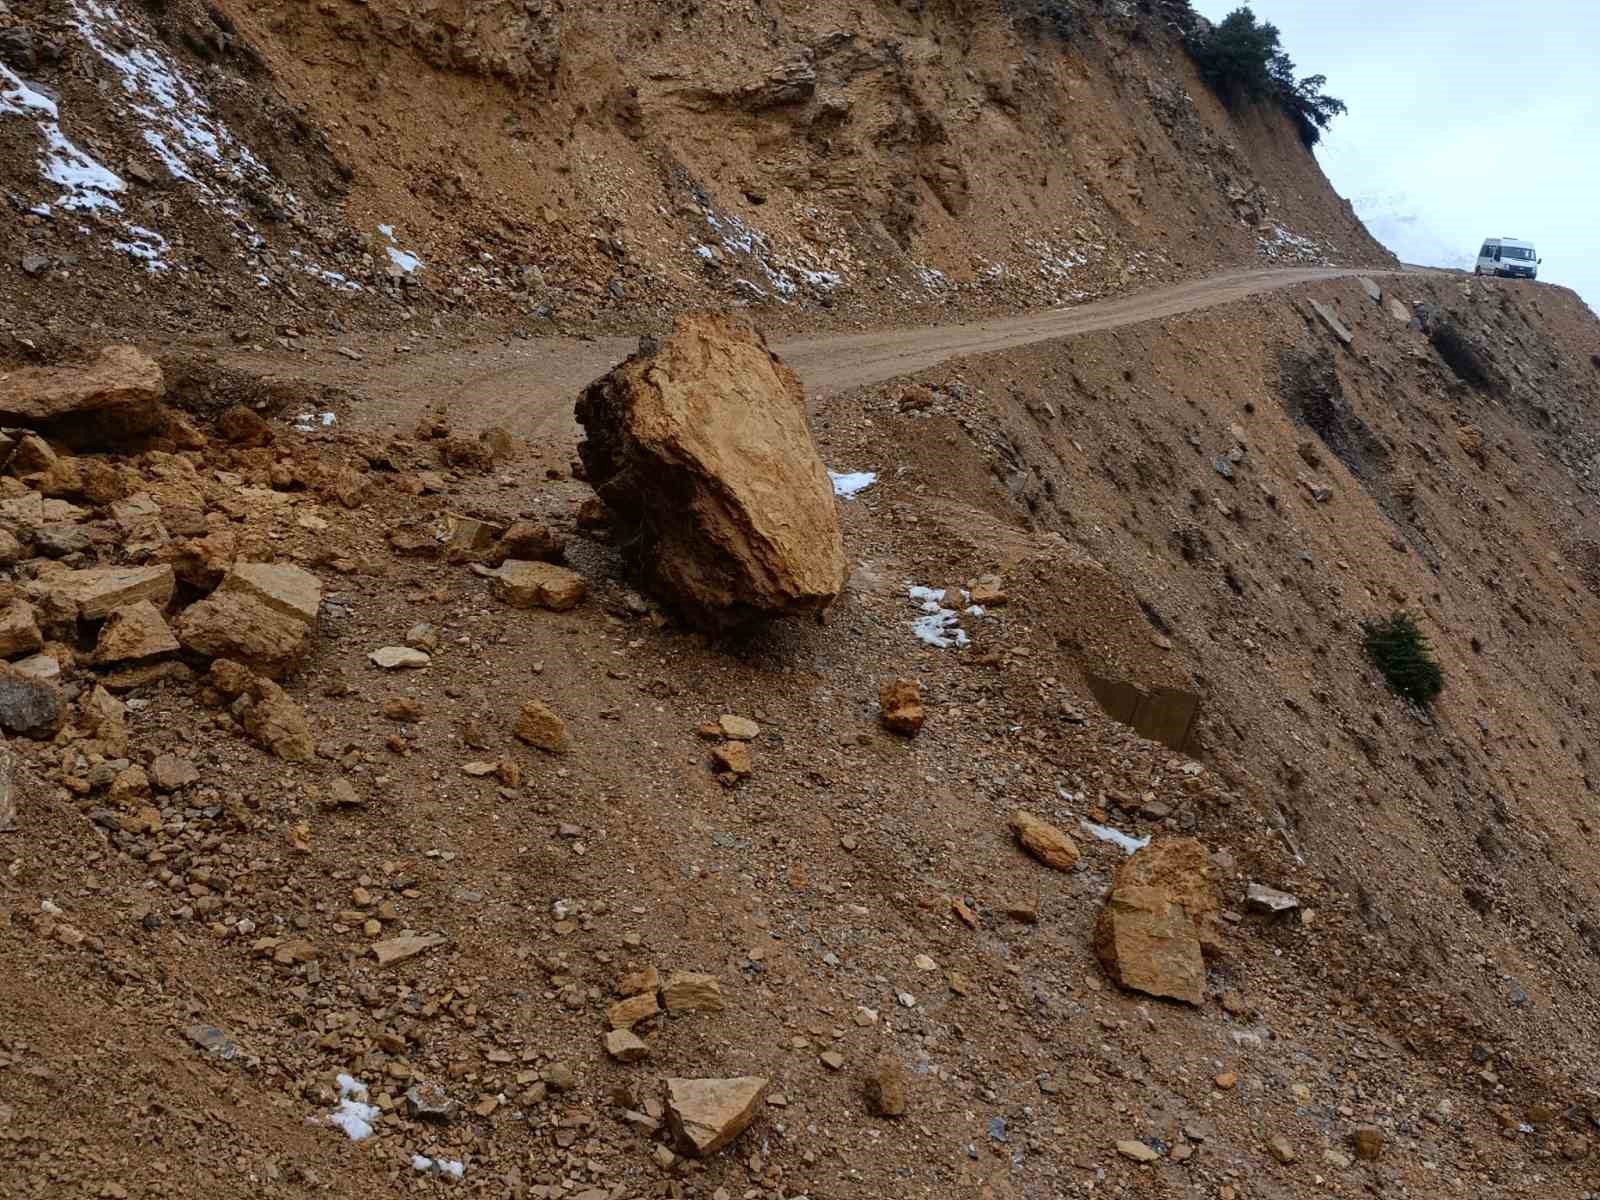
top-left (1361, 612), bottom-right (1444, 708)
top-left (1188, 6), bottom-right (1347, 147)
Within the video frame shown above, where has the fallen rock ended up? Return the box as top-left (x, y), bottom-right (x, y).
top-left (216, 405), bottom-right (274, 447)
top-left (1246, 882), bottom-right (1301, 914)
top-left (878, 677), bottom-right (925, 736)
top-left (497, 520), bottom-right (565, 563)
top-left (711, 741), bottom-right (752, 784)
top-left (604, 1029), bottom-right (650, 1063)
top-left (0, 346), bottom-right (166, 448)
top-left (371, 934), bottom-right (447, 966)
top-left (0, 665), bottom-right (65, 738)
top-left (864, 1059), bottom-right (908, 1118)
top-left (717, 714), bottom-right (759, 741)
top-left (30, 564), bottom-right (175, 622)
top-left (1266, 1134), bottom-right (1297, 1164)
top-left (493, 560), bottom-right (587, 611)
top-left (176, 563), bottom-right (320, 678)
top-left (1115, 838), bottom-right (1226, 958)
top-left (1092, 885), bottom-right (1205, 1006)
top-left (235, 679), bottom-right (314, 762)
top-left (92, 600), bottom-right (178, 665)
top-left (405, 1082), bottom-right (459, 1122)
top-left (608, 992), bottom-right (660, 1030)
top-left (968, 575), bottom-right (1007, 607)
top-left (514, 699), bottom-right (569, 752)
top-left (370, 646), bottom-right (430, 670)
top-left (1117, 1140), bottom-right (1160, 1163)
top-left (1349, 1126), bottom-right (1385, 1161)
top-left (0, 600), bottom-right (41, 659)
top-left (443, 514), bottom-right (505, 564)
top-left (575, 313), bottom-right (846, 629)
top-left (150, 753), bottom-right (199, 792)
top-left (1008, 810), bottom-right (1079, 871)
top-left (664, 1076), bottom-right (768, 1157)
top-left (79, 684), bottom-right (127, 752)
top-left (661, 971), bottom-right (725, 1014)
top-left (221, 562), bottom-right (322, 626)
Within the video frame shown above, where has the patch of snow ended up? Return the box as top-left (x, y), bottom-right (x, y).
top-left (0, 64), bottom-right (59, 116)
top-left (693, 243), bottom-right (717, 260)
top-left (911, 263), bottom-right (950, 293)
top-left (1079, 820), bottom-right (1150, 855)
top-left (411, 1155), bottom-right (465, 1179)
top-left (41, 125), bottom-right (126, 211)
top-left (325, 1074), bottom-right (379, 1141)
top-left (828, 470), bottom-right (877, 498)
top-left (907, 583), bottom-right (976, 649)
top-left (294, 411), bottom-right (337, 432)
top-left (112, 225), bottom-right (170, 271)
top-left (379, 226), bottom-right (424, 275)
top-left (699, 204), bottom-right (848, 302)
top-left (377, 223), bottom-right (395, 238)
top-left (1257, 223), bottom-right (1331, 265)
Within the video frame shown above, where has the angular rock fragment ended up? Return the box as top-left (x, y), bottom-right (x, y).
top-left (575, 313), bottom-right (846, 629)
top-left (878, 677), bottom-right (925, 736)
top-left (514, 699), bottom-right (569, 752)
top-left (0, 346), bottom-right (166, 448)
top-left (92, 600), bottom-right (178, 665)
top-left (661, 971), bottom-right (725, 1014)
top-left (664, 1076), bottom-right (767, 1157)
top-left (1008, 810), bottom-right (1079, 871)
top-left (493, 560), bottom-right (587, 611)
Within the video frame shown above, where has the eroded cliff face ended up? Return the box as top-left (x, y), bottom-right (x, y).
top-left (2, 0), bottom-right (1390, 342)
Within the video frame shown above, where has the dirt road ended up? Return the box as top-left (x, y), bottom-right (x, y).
top-left (272, 265), bottom-right (1386, 440)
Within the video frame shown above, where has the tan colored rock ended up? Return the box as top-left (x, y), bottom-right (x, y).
top-left (1266, 1134), bottom-right (1297, 1165)
top-left (608, 991), bottom-right (660, 1030)
top-left (1114, 838), bottom-right (1225, 959)
top-left (236, 679), bottom-right (315, 762)
top-left (108, 765), bottom-right (150, 804)
top-left (1092, 885), bottom-right (1205, 1006)
top-left (864, 1059), bottom-right (908, 1118)
top-left (0, 600), bottom-right (41, 659)
top-left (79, 684), bottom-right (126, 752)
top-left (878, 677), bottom-right (925, 736)
top-left (92, 601), bottom-right (178, 664)
top-left (661, 971), bottom-right (725, 1014)
top-left (493, 560), bottom-right (587, 610)
top-left (371, 934), bottom-right (447, 966)
top-left (968, 575), bottom-right (1008, 607)
top-left (444, 513), bottom-right (505, 563)
top-left (9, 433), bottom-right (57, 476)
top-left (604, 1029), bottom-right (650, 1063)
top-left (30, 564), bottom-right (175, 622)
top-left (11, 652), bottom-right (59, 682)
top-left (575, 313), bottom-right (846, 629)
top-left (219, 562), bottom-right (322, 626)
top-left (1117, 1140), bottom-right (1160, 1163)
top-left (664, 1076), bottom-right (768, 1157)
top-left (216, 405), bottom-right (274, 447)
top-left (717, 714), bottom-right (759, 740)
top-left (616, 964), bottom-right (660, 996)
top-left (514, 699), bottom-right (569, 752)
top-left (496, 520), bottom-right (565, 563)
top-left (369, 645), bottom-right (430, 670)
top-left (711, 741), bottom-right (752, 783)
top-left (150, 753), bottom-right (199, 792)
top-left (1349, 1126), bottom-right (1385, 1161)
top-left (0, 346), bottom-right (166, 448)
top-left (1008, 810), bottom-right (1079, 871)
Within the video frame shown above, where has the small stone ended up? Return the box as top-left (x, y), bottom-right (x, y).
top-left (711, 741), bottom-right (752, 782)
top-left (718, 714), bottom-right (759, 740)
top-left (493, 560), bottom-right (587, 611)
top-left (616, 965), bottom-right (660, 996)
top-left (913, 953), bottom-right (937, 972)
top-left (1214, 1071), bottom-right (1237, 1090)
top-left (1349, 1126), bottom-right (1385, 1161)
top-left (819, 1051), bottom-right (845, 1071)
top-left (405, 1081), bottom-right (458, 1121)
top-left (661, 971), bottom-right (725, 1014)
top-left (1246, 882), bottom-right (1300, 913)
top-left (864, 1060), bottom-right (907, 1117)
top-left (1008, 809), bottom-right (1079, 870)
top-left (514, 699), bottom-right (569, 752)
top-left (664, 1076), bottom-right (768, 1157)
top-left (1323, 1148), bottom-right (1353, 1169)
top-left (384, 696), bottom-right (424, 721)
top-left (1266, 1134), bottom-right (1297, 1164)
top-left (968, 575), bottom-right (1007, 607)
top-left (370, 934), bottom-right (446, 966)
top-left (605, 1029), bottom-right (650, 1063)
top-left (608, 992), bottom-right (660, 1030)
top-left (1117, 1140), bottom-right (1160, 1163)
top-left (878, 677), bottom-right (925, 736)
top-left (150, 754), bottom-right (199, 793)
top-left (542, 1063), bottom-right (577, 1092)
top-left (369, 646), bottom-right (430, 670)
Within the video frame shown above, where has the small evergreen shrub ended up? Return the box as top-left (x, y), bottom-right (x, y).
top-left (1361, 612), bottom-right (1444, 708)
top-left (1188, 6), bottom-right (1347, 147)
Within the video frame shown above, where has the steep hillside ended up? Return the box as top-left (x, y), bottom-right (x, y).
top-left (2, 0), bottom-right (1390, 347)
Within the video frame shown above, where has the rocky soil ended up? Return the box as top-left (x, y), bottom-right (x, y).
top-left (2, 270), bottom-right (1600, 1200)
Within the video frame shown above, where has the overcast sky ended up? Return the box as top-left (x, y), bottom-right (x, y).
top-left (1190, 1), bottom-right (1600, 311)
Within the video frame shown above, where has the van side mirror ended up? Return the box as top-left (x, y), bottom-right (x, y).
top-left (1538, 258), bottom-right (1543, 264)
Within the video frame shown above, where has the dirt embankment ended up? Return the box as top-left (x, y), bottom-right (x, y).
top-left (3, 0), bottom-right (1391, 352)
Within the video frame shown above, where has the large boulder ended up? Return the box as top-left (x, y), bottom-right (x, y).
top-left (1092, 838), bottom-right (1224, 1005)
top-left (575, 314), bottom-right (847, 629)
top-left (0, 346), bottom-right (166, 448)
top-left (176, 562), bottom-right (321, 678)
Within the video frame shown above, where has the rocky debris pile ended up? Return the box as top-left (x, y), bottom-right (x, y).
top-left (1092, 838), bottom-right (1223, 1005)
top-left (575, 315), bottom-right (847, 630)
top-left (0, 346), bottom-right (168, 449)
